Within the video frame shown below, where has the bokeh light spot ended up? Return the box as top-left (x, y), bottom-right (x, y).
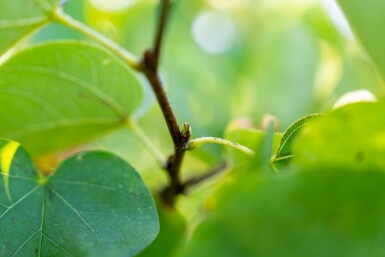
top-left (192, 12), bottom-right (236, 54)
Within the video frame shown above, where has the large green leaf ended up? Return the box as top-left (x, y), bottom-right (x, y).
top-left (294, 102), bottom-right (385, 170)
top-left (0, 138), bottom-right (159, 257)
top-left (0, 41), bottom-right (142, 156)
top-left (337, 0), bottom-right (385, 79)
top-left (0, 0), bottom-right (57, 54)
top-left (136, 203), bottom-right (186, 257)
top-left (183, 103), bottom-right (385, 256)
top-left (183, 167), bottom-right (385, 257)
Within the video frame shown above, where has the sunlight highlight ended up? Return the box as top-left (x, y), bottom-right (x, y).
top-left (333, 89), bottom-right (377, 109)
top-left (321, 0), bottom-right (354, 40)
top-left (1, 141), bottom-right (20, 202)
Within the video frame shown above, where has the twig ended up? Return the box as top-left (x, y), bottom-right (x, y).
top-left (152, 0), bottom-right (171, 72)
top-left (53, 3), bottom-right (249, 206)
top-left (188, 137), bottom-right (254, 155)
top-left (140, 66), bottom-right (182, 146)
top-left (140, 0), bottom-right (190, 206)
top-left (182, 162), bottom-right (228, 190)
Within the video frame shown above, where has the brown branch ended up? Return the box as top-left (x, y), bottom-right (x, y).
top-left (140, 0), bottom-right (228, 207)
top-left (182, 162), bottom-right (228, 190)
top-left (152, 0), bottom-right (171, 72)
top-left (140, 0), bottom-right (190, 207)
top-left (141, 61), bottom-right (182, 147)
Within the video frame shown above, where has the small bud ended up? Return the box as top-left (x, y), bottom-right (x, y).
top-left (261, 114), bottom-right (279, 131)
top-left (181, 123), bottom-right (191, 137)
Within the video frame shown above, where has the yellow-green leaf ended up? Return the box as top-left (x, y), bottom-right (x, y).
top-left (337, 0), bottom-right (385, 80)
top-left (0, 0), bottom-right (58, 54)
top-left (0, 41), bottom-right (142, 156)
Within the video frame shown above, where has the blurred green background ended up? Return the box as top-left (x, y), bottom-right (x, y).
top-left (31, 0), bottom-right (384, 130)
top-left (27, 0), bottom-right (385, 218)
top-left (8, 0), bottom-right (385, 256)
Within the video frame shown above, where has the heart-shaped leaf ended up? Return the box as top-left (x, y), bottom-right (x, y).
top-left (0, 139), bottom-right (159, 257)
top-left (0, 0), bottom-right (58, 54)
top-left (337, 0), bottom-right (385, 80)
top-left (271, 114), bottom-right (322, 170)
top-left (0, 41), bottom-right (142, 156)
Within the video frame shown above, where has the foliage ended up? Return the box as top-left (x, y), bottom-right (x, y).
top-left (271, 114), bottom-right (323, 170)
top-left (0, 41), bottom-right (142, 156)
top-left (1, 0), bottom-right (385, 256)
top-left (0, 139), bottom-right (158, 257)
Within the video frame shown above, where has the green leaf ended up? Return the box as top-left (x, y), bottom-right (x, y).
top-left (294, 102), bottom-right (385, 171)
top-left (0, 41), bottom-right (142, 156)
top-left (256, 121), bottom-right (277, 172)
top-left (0, 0), bottom-right (57, 54)
top-left (225, 127), bottom-right (281, 173)
top-left (136, 204), bottom-right (186, 257)
top-left (336, 0), bottom-right (385, 79)
top-left (0, 138), bottom-right (159, 257)
top-left (183, 167), bottom-right (385, 257)
top-left (272, 114), bottom-right (322, 170)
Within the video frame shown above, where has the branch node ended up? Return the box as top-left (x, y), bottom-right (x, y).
top-left (142, 49), bottom-right (157, 73)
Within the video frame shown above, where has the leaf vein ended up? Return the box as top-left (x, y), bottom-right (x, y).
top-left (79, 211), bottom-right (132, 220)
top-left (3, 118), bottom-right (119, 139)
top-left (0, 17), bottom-right (46, 29)
top-left (9, 65), bottom-right (127, 116)
top-left (273, 155), bottom-right (295, 162)
top-left (42, 234), bottom-right (76, 257)
top-left (0, 86), bottom-right (62, 119)
top-left (0, 172), bottom-right (37, 181)
top-left (276, 122), bottom-right (313, 157)
top-left (0, 201), bottom-right (9, 208)
top-left (11, 228), bottom-right (41, 257)
top-left (0, 186), bottom-right (38, 220)
top-left (51, 180), bottom-right (133, 197)
top-left (51, 188), bottom-right (101, 242)
top-left (0, 18), bottom-right (51, 57)
top-left (38, 188), bottom-right (46, 257)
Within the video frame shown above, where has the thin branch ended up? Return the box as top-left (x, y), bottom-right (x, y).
top-left (139, 0), bottom-right (191, 206)
top-left (141, 67), bottom-right (183, 147)
top-left (188, 137), bottom-right (255, 155)
top-left (55, 1), bottom-right (223, 206)
top-left (152, 0), bottom-right (172, 71)
top-left (160, 150), bottom-right (186, 202)
top-left (182, 162), bottom-right (228, 190)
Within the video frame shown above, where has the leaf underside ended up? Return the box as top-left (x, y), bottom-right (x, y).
top-left (337, 0), bottom-right (385, 80)
top-left (0, 0), bottom-right (58, 55)
top-left (0, 41), bottom-right (142, 156)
